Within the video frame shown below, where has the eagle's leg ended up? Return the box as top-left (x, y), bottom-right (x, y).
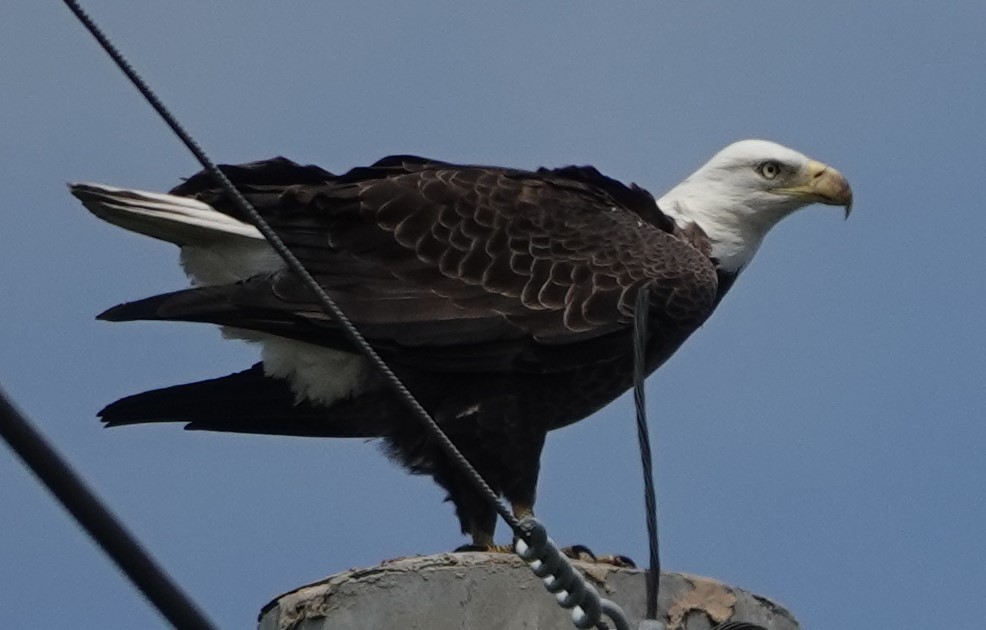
top-left (489, 427), bottom-right (545, 552)
top-left (434, 456), bottom-right (500, 549)
top-left (447, 475), bottom-right (526, 552)
top-left (448, 413), bottom-right (548, 553)
top-left (457, 503), bottom-right (533, 553)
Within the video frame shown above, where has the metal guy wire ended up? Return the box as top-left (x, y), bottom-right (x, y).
top-left (633, 286), bottom-right (662, 622)
top-left (59, 1), bottom-right (633, 628)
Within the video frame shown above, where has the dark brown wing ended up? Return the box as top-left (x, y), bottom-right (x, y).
top-left (108, 157), bottom-right (719, 371)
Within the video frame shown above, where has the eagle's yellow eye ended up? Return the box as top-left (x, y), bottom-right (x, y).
top-left (757, 161), bottom-right (782, 180)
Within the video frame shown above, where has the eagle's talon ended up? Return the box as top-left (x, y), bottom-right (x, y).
top-left (561, 544), bottom-right (598, 561)
top-left (595, 554), bottom-right (636, 568)
top-left (561, 545), bottom-right (635, 567)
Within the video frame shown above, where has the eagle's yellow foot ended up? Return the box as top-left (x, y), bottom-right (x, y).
top-left (562, 544), bottom-right (636, 568)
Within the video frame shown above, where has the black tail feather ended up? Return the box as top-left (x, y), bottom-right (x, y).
top-left (100, 363), bottom-right (386, 439)
top-left (97, 285), bottom-right (241, 324)
top-left (95, 281), bottom-right (354, 350)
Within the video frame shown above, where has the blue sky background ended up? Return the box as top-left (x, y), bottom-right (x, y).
top-left (2, 2), bottom-right (984, 628)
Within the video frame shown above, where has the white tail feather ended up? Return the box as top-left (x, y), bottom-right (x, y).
top-left (70, 182), bottom-right (264, 245)
top-left (70, 182), bottom-right (282, 285)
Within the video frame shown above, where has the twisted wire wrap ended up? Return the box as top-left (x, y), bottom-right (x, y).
top-left (515, 518), bottom-right (631, 630)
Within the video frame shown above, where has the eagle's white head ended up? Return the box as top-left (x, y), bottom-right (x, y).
top-left (658, 139), bottom-right (853, 273)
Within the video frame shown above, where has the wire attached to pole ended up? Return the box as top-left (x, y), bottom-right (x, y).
top-left (61, 0), bottom-right (524, 537)
top-left (633, 286), bottom-right (663, 625)
top-left (58, 2), bottom-right (633, 628)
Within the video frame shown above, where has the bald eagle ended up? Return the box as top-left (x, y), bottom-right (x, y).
top-left (71, 139), bottom-right (851, 549)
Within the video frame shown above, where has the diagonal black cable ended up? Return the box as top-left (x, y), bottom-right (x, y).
top-left (59, 0), bottom-right (522, 536)
top-left (59, 3), bottom-right (636, 628)
top-left (633, 286), bottom-right (661, 620)
top-left (0, 386), bottom-right (217, 630)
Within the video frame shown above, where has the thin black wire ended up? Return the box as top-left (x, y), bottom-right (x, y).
top-left (0, 386), bottom-right (218, 630)
top-left (59, 0), bottom-right (522, 537)
top-left (76, 0), bottom-right (524, 532)
top-left (633, 286), bottom-right (661, 620)
top-left (60, 4), bottom-right (641, 629)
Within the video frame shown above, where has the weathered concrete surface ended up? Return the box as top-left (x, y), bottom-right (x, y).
top-left (258, 553), bottom-right (799, 630)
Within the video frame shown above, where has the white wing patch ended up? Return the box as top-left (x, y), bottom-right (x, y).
top-left (260, 336), bottom-right (372, 406)
top-left (179, 244), bottom-right (284, 286)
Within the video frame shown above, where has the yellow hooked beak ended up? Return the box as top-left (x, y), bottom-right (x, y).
top-left (774, 160), bottom-right (854, 219)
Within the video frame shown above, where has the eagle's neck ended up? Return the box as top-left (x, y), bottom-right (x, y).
top-left (656, 186), bottom-right (790, 275)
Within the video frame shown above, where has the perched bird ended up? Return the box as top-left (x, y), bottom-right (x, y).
top-left (71, 139), bottom-right (852, 549)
